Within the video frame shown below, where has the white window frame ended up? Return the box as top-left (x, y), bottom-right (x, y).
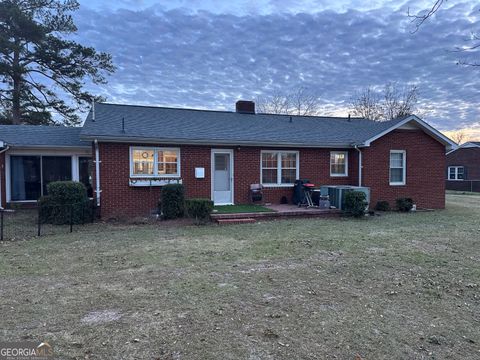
top-left (448, 166), bottom-right (464, 181)
top-left (129, 146), bottom-right (181, 178)
top-left (330, 151), bottom-right (348, 177)
top-left (260, 150), bottom-right (299, 187)
top-left (389, 150), bottom-right (406, 186)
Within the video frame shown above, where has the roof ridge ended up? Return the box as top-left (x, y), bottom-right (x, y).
top-left (97, 102), bottom-right (365, 120)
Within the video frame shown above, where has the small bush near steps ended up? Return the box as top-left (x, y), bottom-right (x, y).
top-left (185, 198), bottom-right (214, 224)
top-left (344, 191), bottom-right (368, 218)
top-left (160, 184), bottom-right (185, 219)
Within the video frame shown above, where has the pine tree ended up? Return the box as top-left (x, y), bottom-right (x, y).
top-left (0, 0), bottom-right (115, 125)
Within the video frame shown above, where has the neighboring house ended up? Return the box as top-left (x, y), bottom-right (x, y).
top-left (446, 141), bottom-right (480, 192)
top-left (0, 101), bottom-right (455, 218)
top-left (0, 126), bottom-right (92, 207)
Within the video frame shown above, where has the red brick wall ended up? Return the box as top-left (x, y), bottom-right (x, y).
top-left (233, 147), bottom-right (357, 204)
top-left (97, 143), bottom-right (358, 218)
top-left (446, 147), bottom-right (480, 192)
top-left (362, 129), bottom-right (446, 209)
top-left (95, 131), bottom-right (446, 218)
top-left (446, 147), bottom-right (480, 180)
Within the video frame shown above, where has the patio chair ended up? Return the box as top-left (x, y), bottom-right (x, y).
top-left (250, 183), bottom-right (263, 203)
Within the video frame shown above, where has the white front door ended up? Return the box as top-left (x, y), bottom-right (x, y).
top-left (212, 150), bottom-right (233, 205)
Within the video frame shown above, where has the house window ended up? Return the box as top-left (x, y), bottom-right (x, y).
top-left (389, 150), bottom-right (406, 185)
top-left (261, 151), bottom-right (299, 186)
top-left (448, 166), bottom-right (464, 181)
top-left (330, 151), bottom-right (348, 176)
top-left (10, 155), bottom-right (72, 201)
top-left (130, 147), bottom-right (180, 177)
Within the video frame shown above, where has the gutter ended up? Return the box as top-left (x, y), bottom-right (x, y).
top-left (79, 135), bottom-right (353, 149)
top-left (94, 139), bottom-right (101, 207)
top-left (0, 145), bottom-right (11, 209)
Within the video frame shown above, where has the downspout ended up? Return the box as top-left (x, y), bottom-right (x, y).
top-left (354, 145), bottom-right (362, 187)
top-left (0, 145), bottom-right (10, 209)
top-left (94, 139), bottom-right (101, 207)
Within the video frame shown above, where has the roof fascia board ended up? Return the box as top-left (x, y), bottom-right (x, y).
top-left (362, 115), bottom-right (457, 150)
top-left (79, 135), bottom-right (352, 149)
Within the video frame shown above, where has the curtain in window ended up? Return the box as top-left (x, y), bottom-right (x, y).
top-left (10, 156), bottom-right (41, 201)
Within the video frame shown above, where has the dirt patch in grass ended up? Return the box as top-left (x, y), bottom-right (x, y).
top-left (81, 310), bottom-right (122, 324)
top-left (0, 194), bottom-right (479, 359)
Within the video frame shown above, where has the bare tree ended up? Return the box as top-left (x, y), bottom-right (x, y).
top-left (408, 1), bottom-right (480, 67)
top-left (451, 131), bottom-right (466, 145)
top-left (350, 83), bottom-right (422, 121)
top-left (256, 87), bottom-right (320, 116)
top-left (408, 0), bottom-right (445, 32)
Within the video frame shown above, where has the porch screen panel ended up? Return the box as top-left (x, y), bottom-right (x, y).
top-left (42, 156), bottom-right (72, 195)
top-left (10, 156), bottom-right (41, 201)
top-left (79, 157), bottom-right (93, 197)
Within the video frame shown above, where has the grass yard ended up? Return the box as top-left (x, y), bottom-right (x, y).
top-left (213, 204), bottom-right (274, 213)
top-left (0, 194), bottom-right (479, 359)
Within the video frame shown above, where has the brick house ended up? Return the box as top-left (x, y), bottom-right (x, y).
top-left (1, 101), bottom-right (455, 218)
top-left (446, 142), bottom-right (480, 192)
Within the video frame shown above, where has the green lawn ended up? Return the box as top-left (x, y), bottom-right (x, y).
top-left (0, 194), bottom-right (479, 359)
top-left (213, 204), bottom-right (274, 213)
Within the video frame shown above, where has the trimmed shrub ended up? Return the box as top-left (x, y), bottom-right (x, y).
top-left (39, 181), bottom-right (90, 224)
top-left (185, 198), bottom-right (214, 224)
top-left (375, 201), bottom-right (390, 212)
top-left (396, 197), bottom-right (414, 212)
top-left (344, 191), bottom-right (368, 218)
top-left (161, 184), bottom-right (185, 219)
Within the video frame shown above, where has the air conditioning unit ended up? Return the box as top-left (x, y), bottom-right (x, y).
top-left (319, 185), bottom-right (370, 210)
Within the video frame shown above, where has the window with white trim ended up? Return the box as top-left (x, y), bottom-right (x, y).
top-left (261, 151), bottom-right (298, 185)
top-left (389, 150), bottom-right (406, 185)
top-left (330, 151), bottom-right (348, 176)
top-left (130, 147), bottom-right (180, 177)
top-left (448, 166), bottom-right (464, 180)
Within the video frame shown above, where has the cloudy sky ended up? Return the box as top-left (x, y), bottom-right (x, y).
top-left (75, 0), bottom-right (480, 137)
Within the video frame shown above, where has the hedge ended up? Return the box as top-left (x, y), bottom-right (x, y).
top-left (38, 181), bottom-right (91, 224)
top-left (160, 184), bottom-right (185, 219)
top-left (344, 191), bottom-right (368, 218)
top-left (185, 198), bottom-right (214, 224)
top-left (396, 197), bottom-right (414, 212)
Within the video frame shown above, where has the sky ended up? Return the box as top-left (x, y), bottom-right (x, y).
top-left (75, 0), bottom-right (480, 138)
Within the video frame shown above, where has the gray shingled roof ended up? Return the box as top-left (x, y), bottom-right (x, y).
top-left (0, 125), bottom-right (88, 148)
top-left (81, 103), bottom-right (408, 147)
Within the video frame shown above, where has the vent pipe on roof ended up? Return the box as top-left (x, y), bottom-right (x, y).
top-left (92, 100), bottom-right (95, 122)
top-left (289, 116), bottom-right (293, 123)
top-left (348, 113), bottom-right (351, 122)
top-left (121, 117), bottom-right (125, 133)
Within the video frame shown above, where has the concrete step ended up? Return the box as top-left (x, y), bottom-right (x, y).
top-left (216, 218), bottom-right (256, 225)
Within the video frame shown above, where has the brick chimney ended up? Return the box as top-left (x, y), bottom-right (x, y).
top-left (235, 100), bottom-right (255, 114)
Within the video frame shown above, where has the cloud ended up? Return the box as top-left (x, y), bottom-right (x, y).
top-left (74, 1), bottom-right (480, 131)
